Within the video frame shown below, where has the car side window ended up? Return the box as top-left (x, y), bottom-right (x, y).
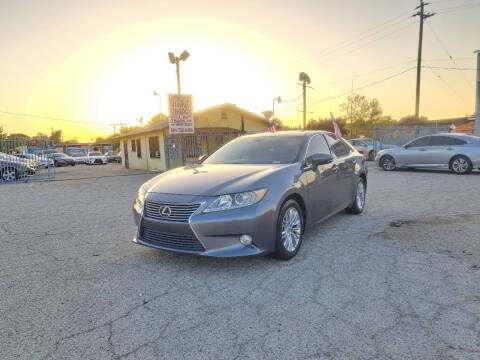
top-left (430, 136), bottom-right (466, 146)
top-left (407, 136), bottom-right (431, 148)
top-left (306, 135), bottom-right (331, 158)
top-left (325, 134), bottom-right (349, 157)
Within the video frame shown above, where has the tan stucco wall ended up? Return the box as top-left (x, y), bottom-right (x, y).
top-left (120, 130), bottom-right (167, 171)
top-left (194, 108), bottom-right (267, 133)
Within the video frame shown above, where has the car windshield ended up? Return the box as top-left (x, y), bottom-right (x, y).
top-left (89, 152), bottom-right (102, 156)
top-left (71, 153), bottom-right (84, 157)
top-left (55, 153), bottom-right (66, 158)
top-left (204, 135), bottom-right (305, 164)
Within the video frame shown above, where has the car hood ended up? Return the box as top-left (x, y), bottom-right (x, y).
top-left (144, 163), bottom-right (291, 196)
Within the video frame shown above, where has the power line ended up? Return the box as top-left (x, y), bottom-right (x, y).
top-left (280, 66), bottom-right (416, 113)
top-left (303, 20), bottom-right (417, 74)
top-left (288, 7), bottom-right (415, 67)
top-left (427, 67), bottom-right (470, 106)
top-left (435, 2), bottom-right (480, 13)
top-left (0, 110), bottom-right (116, 126)
top-left (426, 22), bottom-right (475, 89)
top-left (422, 65), bottom-right (477, 70)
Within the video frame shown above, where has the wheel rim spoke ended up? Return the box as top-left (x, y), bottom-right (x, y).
top-left (281, 207), bottom-right (301, 253)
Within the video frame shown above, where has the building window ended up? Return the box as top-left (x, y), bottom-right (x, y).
top-left (221, 110), bottom-right (227, 120)
top-left (136, 139), bottom-right (142, 158)
top-left (183, 136), bottom-right (200, 157)
top-left (149, 136), bottom-right (161, 158)
top-left (131, 139), bottom-right (136, 152)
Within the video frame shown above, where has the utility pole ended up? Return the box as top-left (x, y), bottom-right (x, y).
top-left (475, 50), bottom-right (480, 135)
top-left (299, 72), bottom-right (311, 129)
top-left (413, 1), bottom-right (435, 122)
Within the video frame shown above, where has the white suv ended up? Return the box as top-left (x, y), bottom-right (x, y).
top-left (87, 151), bottom-right (107, 165)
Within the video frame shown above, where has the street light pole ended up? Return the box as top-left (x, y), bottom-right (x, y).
top-left (169, 50), bottom-right (190, 96)
top-left (272, 97), bottom-right (281, 120)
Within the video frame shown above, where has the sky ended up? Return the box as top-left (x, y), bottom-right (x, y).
top-left (1, 0), bottom-right (479, 142)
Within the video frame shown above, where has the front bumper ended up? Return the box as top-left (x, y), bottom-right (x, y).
top-left (132, 193), bottom-right (277, 257)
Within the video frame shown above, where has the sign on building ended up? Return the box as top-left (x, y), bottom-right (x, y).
top-left (168, 94), bottom-right (194, 134)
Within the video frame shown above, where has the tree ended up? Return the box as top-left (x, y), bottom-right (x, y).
top-left (340, 94), bottom-right (383, 126)
top-left (33, 132), bottom-right (49, 139)
top-left (49, 129), bottom-right (63, 144)
top-left (64, 138), bottom-right (79, 144)
top-left (0, 126), bottom-right (7, 139)
top-left (305, 117), bottom-right (349, 135)
top-left (149, 113), bottom-right (168, 125)
top-left (7, 133), bottom-right (30, 139)
top-left (398, 115), bottom-right (429, 126)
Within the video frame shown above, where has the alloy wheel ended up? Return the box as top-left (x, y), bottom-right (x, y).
top-left (451, 157), bottom-right (468, 174)
top-left (356, 181), bottom-right (366, 210)
top-left (2, 168), bottom-right (16, 181)
top-left (281, 207), bottom-right (302, 252)
top-left (382, 156), bottom-right (395, 171)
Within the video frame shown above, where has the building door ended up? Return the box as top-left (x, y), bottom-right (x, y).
top-left (166, 136), bottom-right (183, 169)
top-left (123, 141), bottom-right (129, 169)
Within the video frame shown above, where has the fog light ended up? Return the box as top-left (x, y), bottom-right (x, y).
top-left (239, 234), bottom-right (252, 246)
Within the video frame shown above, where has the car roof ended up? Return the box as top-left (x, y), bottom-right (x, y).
top-left (244, 130), bottom-right (329, 139)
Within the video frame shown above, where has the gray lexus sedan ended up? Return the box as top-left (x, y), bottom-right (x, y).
top-left (133, 131), bottom-right (367, 259)
top-left (376, 133), bottom-right (480, 174)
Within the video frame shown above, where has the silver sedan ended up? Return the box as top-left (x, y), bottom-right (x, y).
top-left (376, 133), bottom-right (480, 174)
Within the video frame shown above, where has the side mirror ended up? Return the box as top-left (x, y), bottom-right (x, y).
top-left (305, 153), bottom-right (334, 170)
top-left (198, 154), bottom-right (208, 163)
top-left (403, 144), bottom-right (408, 149)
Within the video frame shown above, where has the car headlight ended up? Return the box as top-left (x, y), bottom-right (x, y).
top-left (136, 185), bottom-right (147, 208)
top-left (203, 189), bottom-right (267, 213)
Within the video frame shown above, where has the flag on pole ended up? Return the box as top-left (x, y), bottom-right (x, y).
top-left (330, 112), bottom-right (342, 139)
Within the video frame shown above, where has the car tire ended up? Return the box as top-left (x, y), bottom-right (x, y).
top-left (368, 150), bottom-right (375, 161)
top-left (273, 199), bottom-right (304, 260)
top-left (346, 178), bottom-right (366, 215)
top-left (449, 155), bottom-right (472, 175)
top-left (1, 167), bottom-right (18, 181)
top-left (380, 155), bottom-right (396, 171)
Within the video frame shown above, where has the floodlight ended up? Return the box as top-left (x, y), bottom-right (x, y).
top-left (168, 52), bottom-right (176, 64)
top-left (179, 50), bottom-right (190, 61)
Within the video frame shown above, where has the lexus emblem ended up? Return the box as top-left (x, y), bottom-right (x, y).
top-left (159, 206), bottom-right (172, 217)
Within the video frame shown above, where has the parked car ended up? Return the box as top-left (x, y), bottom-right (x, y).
top-left (376, 133), bottom-right (480, 174)
top-left (105, 151), bottom-right (121, 163)
top-left (132, 131), bottom-right (368, 260)
top-left (348, 138), bottom-right (395, 161)
top-left (16, 154), bottom-right (53, 168)
top-left (1, 153), bottom-right (37, 181)
top-left (71, 152), bottom-right (88, 164)
top-left (47, 153), bottom-right (76, 167)
top-left (87, 151), bottom-right (107, 165)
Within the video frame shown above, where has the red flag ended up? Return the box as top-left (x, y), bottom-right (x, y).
top-left (330, 112), bottom-right (342, 139)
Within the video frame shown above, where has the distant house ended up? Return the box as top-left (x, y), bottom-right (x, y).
top-left (116, 103), bottom-right (269, 171)
top-left (430, 116), bottom-right (475, 133)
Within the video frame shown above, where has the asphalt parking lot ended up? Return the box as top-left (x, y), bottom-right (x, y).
top-left (1, 165), bottom-right (480, 360)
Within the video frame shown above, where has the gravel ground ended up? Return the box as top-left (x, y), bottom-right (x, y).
top-left (1, 165), bottom-right (480, 360)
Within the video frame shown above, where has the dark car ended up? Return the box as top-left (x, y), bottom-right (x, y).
top-left (132, 131), bottom-right (368, 260)
top-left (105, 151), bottom-right (121, 163)
top-left (47, 153), bottom-right (76, 167)
top-left (1, 153), bottom-right (37, 181)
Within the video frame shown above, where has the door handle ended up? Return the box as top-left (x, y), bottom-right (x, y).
top-left (419, 148), bottom-right (426, 151)
top-left (446, 148), bottom-right (454, 151)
